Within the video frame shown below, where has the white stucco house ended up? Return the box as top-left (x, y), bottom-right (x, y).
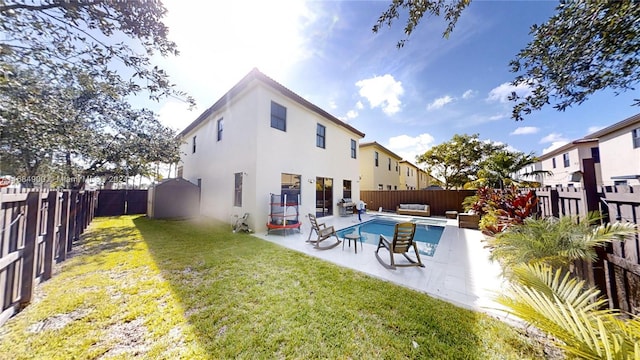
top-left (177, 68), bottom-right (365, 233)
top-left (537, 139), bottom-right (602, 188)
top-left (585, 113), bottom-right (640, 186)
top-left (358, 142), bottom-right (402, 191)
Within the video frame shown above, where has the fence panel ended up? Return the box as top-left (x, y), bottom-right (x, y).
top-left (96, 190), bottom-right (147, 216)
top-left (600, 185), bottom-right (640, 315)
top-left (359, 190), bottom-right (475, 216)
top-left (0, 190), bottom-right (95, 327)
top-left (125, 190), bottom-right (148, 215)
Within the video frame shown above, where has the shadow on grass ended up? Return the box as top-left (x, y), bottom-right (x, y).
top-left (133, 216), bottom-right (546, 359)
top-left (65, 219), bottom-right (140, 268)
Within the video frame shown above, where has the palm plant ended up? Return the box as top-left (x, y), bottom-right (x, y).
top-left (487, 212), bottom-right (638, 272)
top-left (497, 263), bottom-right (640, 359)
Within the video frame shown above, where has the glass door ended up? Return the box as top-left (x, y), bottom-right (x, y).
top-left (315, 177), bottom-right (333, 217)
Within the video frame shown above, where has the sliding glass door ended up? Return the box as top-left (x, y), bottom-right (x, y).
top-left (315, 177), bottom-right (333, 217)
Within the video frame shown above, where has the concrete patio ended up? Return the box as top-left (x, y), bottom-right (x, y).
top-left (254, 211), bottom-right (518, 323)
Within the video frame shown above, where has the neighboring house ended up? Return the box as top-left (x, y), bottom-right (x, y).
top-left (417, 168), bottom-right (432, 189)
top-left (399, 160), bottom-right (419, 190)
top-left (177, 68), bottom-right (365, 232)
top-left (537, 139), bottom-right (602, 188)
top-left (584, 113), bottom-right (640, 186)
top-left (359, 142), bottom-right (402, 190)
top-left (512, 162), bottom-right (544, 185)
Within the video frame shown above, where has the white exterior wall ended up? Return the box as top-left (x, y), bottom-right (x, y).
top-left (598, 125), bottom-right (640, 186)
top-left (539, 143), bottom-right (602, 188)
top-left (179, 80), bottom-right (362, 232)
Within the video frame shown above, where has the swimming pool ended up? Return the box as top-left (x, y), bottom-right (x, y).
top-left (336, 216), bottom-right (445, 256)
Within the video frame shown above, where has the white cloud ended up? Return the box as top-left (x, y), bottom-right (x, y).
top-left (355, 74), bottom-right (404, 116)
top-left (510, 126), bottom-right (539, 135)
top-left (486, 82), bottom-right (533, 103)
top-left (157, 101), bottom-right (197, 131)
top-left (427, 95), bottom-right (454, 110)
top-left (587, 125), bottom-right (605, 135)
top-left (386, 133), bottom-right (435, 162)
top-left (345, 110), bottom-right (358, 119)
top-left (542, 141), bottom-right (569, 154)
top-left (355, 101), bottom-right (364, 110)
top-left (540, 132), bottom-right (567, 144)
top-left (462, 89), bottom-right (476, 99)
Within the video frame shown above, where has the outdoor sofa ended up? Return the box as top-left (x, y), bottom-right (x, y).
top-left (396, 204), bottom-right (430, 217)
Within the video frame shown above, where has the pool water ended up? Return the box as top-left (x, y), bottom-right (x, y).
top-left (336, 217), bottom-right (444, 256)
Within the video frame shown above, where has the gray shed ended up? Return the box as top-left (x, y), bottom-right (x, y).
top-left (147, 178), bottom-right (200, 219)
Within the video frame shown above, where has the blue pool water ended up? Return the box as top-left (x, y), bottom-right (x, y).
top-left (336, 216), bottom-right (445, 256)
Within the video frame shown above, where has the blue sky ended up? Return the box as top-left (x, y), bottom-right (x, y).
top-left (148, 0), bottom-right (640, 163)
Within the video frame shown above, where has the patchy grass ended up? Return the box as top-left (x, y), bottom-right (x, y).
top-left (0, 215), bottom-right (552, 359)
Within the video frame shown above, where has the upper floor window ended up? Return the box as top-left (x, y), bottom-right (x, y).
top-left (395, 162), bottom-right (399, 172)
top-left (271, 101), bottom-right (286, 131)
top-left (217, 118), bottom-right (224, 141)
top-left (350, 139), bottom-right (357, 159)
top-left (388, 158), bottom-right (391, 171)
top-left (316, 124), bottom-right (326, 148)
top-left (552, 158), bottom-right (556, 168)
top-left (591, 147), bottom-right (600, 163)
top-left (563, 153), bottom-right (570, 167)
top-left (192, 136), bottom-right (197, 153)
top-left (633, 127), bottom-right (640, 148)
top-left (374, 151), bottom-right (379, 167)
top-left (406, 167), bottom-right (409, 176)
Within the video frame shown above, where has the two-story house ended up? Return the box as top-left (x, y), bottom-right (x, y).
top-left (178, 68), bottom-right (365, 232)
top-left (358, 142), bottom-right (402, 190)
top-left (399, 160), bottom-right (419, 190)
top-left (537, 139), bottom-right (602, 188)
top-left (586, 113), bottom-right (640, 186)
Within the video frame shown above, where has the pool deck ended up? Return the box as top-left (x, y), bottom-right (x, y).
top-left (254, 211), bottom-right (518, 323)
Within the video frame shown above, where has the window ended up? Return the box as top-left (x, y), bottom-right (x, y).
top-left (388, 158), bottom-right (391, 171)
top-left (343, 180), bottom-right (352, 199)
top-left (281, 173), bottom-right (301, 203)
top-left (192, 136), bottom-right (197, 153)
top-left (350, 139), bottom-right (356, 159)
top-left (614, 180), bottom-right (628, 186)
top-left (378, 184), bottom-right (383, 190)
top-left (316, 124), bottom-right (326, 148)
top-left (374, 152), bottom-right (379, 167)
top-left (552, 158), bottom-right (556, 168)
top-left (591, 147), bottom-right (600, 163)
top-left (407, 167), bottom-right (409, 176)
top-left (563, 153), bottom-right (570, 167)
top-left (387, 185), bottom-right (392, 190)
top-left (217, 118), bottom-right (223, 141)
top-left (395, 162), bottom-right (399, 172)
top-left (633, 127), bottom-right (640, 148)
top-left (234, 173), bottom-right (242, 206)
top-left (270, 101), bottom-right (286, 131)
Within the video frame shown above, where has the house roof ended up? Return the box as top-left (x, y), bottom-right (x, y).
top-left (359, 141), bottom-right (403, 160)
top-left (178, 68), bottom-right (365, 138)
top-left (584, 112), bottom-right (640, 139)
top-left (537, 138), bottom-right (598, 160)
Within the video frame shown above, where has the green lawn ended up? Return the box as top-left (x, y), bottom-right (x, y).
top-left (0, 215), bottom-right (550, 359)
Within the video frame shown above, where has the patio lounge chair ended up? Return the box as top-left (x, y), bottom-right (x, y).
top-left (307, 213), bottom-right (341, 250)
top-left (375, 222), bottom-right (425, 269)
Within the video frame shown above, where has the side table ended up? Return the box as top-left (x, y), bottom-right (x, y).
top-left (343, 233), bottom-right (363, 253)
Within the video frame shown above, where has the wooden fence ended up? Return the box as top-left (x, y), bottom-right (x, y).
top-left (531, 185), bottom-right (640, 315)
top-left (0, 189), bottom-right (96, 327)
top-left (360, 189), bottom-right (476, 216)
top-left (95, 189), bottom-right (147, 216)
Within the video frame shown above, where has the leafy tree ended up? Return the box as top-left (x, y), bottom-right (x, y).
top-left (474, 150), bottom-right (545, 190)
top-left (0, 1), bottom-right (187, 188)
top-left (374, 0), bottom-right (640, 120)
top-left (416, 133), bottom-right (502, 189)
top-left (0, 0), bottom-right (192, 104)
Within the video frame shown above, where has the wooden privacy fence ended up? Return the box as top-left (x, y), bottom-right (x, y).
top-left (96, 189), bottom-right (147, 216)
top-left (360, 189), bottom-right (476, 216)
top-left (530, 185), bottom-right (640, 315)
top-left (0, 189), bottom-right (96, 327)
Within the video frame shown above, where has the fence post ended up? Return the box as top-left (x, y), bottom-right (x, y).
top-left (42, 191), bottom-right (58, 280)
top-left (20, 192), bottom-right (42, 307)
top-left (58, 191), bottom-right (70, 262)
top-left (549, 189), bottom-right (560, 217)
